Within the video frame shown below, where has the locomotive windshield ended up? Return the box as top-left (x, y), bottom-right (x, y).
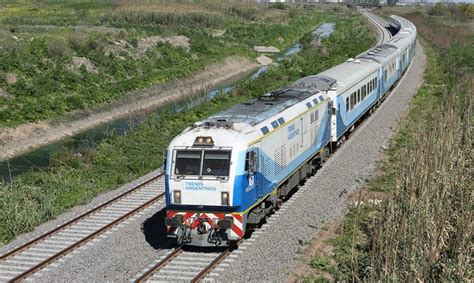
top-left (175, 150), bottom-right (201, 175)
top-left (174, 149), bottom-right (231, 177)
top-left (202, 151), bottom-right (231, 176)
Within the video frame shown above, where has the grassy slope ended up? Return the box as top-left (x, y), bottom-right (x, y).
top-left (0, 9), bottom-right (374, 245)
top-left (306, 8), bottom-right (473, 282)
top-left (0, 1), bottom-right (323, 126)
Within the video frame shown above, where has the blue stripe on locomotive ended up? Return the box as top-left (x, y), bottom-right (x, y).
top-left (232, 104), bottom-right (331, 213)
top-left (165, 174), bottom-right (171, 204)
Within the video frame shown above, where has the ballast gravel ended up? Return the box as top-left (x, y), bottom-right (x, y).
top-left (216, 42), bottom-right (426, 282)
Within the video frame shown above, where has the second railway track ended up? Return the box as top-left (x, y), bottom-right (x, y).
top-left (363, 11), bottom-right (393, 45)
top-left (134, 240), bottom-right (240, 283)
top-left (0, 173), bottom-right (166, 282)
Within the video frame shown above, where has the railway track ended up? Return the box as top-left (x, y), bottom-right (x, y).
top-left (0, 173), bottom-right (166, 282)
top-left (363, 11), bottom-right (393, 45)
top-left (134, 240), bottom-right (241, 283)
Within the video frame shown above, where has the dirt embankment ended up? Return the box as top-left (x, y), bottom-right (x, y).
top-left (0, 56), bottom-right (261, 161)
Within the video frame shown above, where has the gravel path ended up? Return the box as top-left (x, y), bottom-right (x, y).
top-left (216, 42), bottom-right (426, 282)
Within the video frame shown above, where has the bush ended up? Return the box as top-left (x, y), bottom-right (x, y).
top-left (47, 38), bottom-right (69, 61)
top-left (269, 3), bottom-right (286, 10)
top-left (225, 5), bottom-right (259, 21)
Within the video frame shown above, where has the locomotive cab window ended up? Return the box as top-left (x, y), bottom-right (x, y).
top-left (175, 150), bottom-right (201, 175)
top-left (202, 150), bottom-right (231, 176)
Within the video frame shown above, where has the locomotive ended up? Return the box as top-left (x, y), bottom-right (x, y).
top-left (163, 15), bottom-right (416, 247)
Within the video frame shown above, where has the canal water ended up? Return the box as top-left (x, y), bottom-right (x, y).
top-left (0, 23), bottom-right (335, 182)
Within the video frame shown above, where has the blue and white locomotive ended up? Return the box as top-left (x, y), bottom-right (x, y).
top-left (163, 15), bottom-right (416, 247)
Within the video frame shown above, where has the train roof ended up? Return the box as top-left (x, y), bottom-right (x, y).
top-left (304, 58), bottom-right (380, 94)
top-left (292, 15), bottom-right (416, 95)
top-left (356, 43), bottom-right (398, 63)
top-left (202, 86), bottom-right (321, 127)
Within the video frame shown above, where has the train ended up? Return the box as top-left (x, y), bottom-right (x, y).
top-left (163, 15), bottom-right (416, 247)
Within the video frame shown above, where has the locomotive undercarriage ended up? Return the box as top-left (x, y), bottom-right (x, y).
top-left (166, 214), bottom-right (236, 247)
top-left (172, 224), bottom-right (230, 247)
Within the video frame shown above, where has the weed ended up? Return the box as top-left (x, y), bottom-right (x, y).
top-left (311, 255), bottom-right (330, 269)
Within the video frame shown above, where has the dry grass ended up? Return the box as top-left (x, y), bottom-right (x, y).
top-left (405, 14), bottom-right (471, 49)
top-left (368, 89), bottom-right (472, 281)
top-left (108, 0), bottom-right (289, 24)
top-left (112, 2), bottom-right (223, 14)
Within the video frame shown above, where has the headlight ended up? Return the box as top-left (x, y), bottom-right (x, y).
top-left (173, 190), bottom-right (181, 204)
top-left (221, 192), bottom-right (229, 206)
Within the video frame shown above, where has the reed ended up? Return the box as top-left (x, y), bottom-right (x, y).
top-left (101, 10), bottom-right (225, 29)
top-left (368, 89), bottom-right (472, 281)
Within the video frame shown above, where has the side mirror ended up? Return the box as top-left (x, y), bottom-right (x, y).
top-left (162, 148), bottom-right (168, 173)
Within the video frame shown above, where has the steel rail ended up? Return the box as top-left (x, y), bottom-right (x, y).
top-left (365, 12), bottom-right (389, 45)
top-left (191, 240), bottom-right (243, 283)
top-left (10, 191), bottom-right (165, 282)
top-left (135, 247), bottom-right (183, 283)
top-left (0, 173), bottom-right (164, 262)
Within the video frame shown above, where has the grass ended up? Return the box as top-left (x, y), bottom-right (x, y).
top-left (0, 1), bottom-right (327, 126)
top-left (0, 10), bottom-right (375, 246)
top-left (307, 7), bottom-right (473, 282)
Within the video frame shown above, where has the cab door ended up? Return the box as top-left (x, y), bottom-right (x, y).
top-left (253, 142), bottom-right (264, 200)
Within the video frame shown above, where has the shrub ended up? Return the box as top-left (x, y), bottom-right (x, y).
top-left (269, 3), bottom-right (286, 10)
top-left (226, 5), bottom-right (259, 21)
top-left (47, 38), bottom-right (69, 61)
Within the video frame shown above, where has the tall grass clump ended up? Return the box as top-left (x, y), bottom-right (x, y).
top-left (368, 92), bottom-right (472, 281)
top-left (101, 11), bottom-right (225, 29)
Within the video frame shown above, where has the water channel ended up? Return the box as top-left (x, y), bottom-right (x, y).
top-left (0, 23), bottom-right (335, 182)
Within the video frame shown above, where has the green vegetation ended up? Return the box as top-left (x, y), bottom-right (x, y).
top-left (428, 2), bottom-right (474, 20)
top-left (308, 9), bottom-right (473, 282)
top-left (0, 10), bottom-right (375, 245)
top-left (0, 1), bottom-right (327, 126)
